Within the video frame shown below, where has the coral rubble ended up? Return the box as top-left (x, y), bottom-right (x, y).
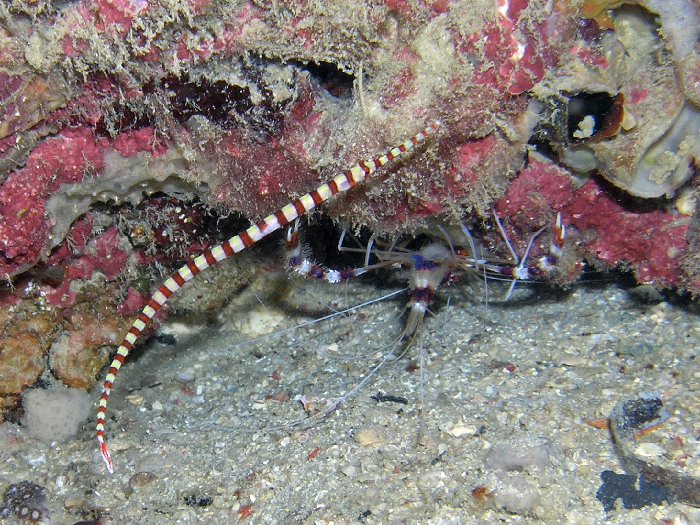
top-left (0, 481), bottom-right (48, 522)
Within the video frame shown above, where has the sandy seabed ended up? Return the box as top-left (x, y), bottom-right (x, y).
top-left (1, 270), bottom-right (699, 524)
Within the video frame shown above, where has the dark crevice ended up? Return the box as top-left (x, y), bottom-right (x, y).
top-left (161, 75), bottom-right (252, 125)
top-left (294, 60), bottom-right (355, 99)
top-left (567, 91), bottom-right (624, 142)
top-left (94, 59), bottom-right (293, 137)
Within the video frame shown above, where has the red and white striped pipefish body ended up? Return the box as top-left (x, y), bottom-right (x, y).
top-left (96, 121), bottom-right (441, 473)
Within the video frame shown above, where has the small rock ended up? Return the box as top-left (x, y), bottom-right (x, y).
top-left (129, 471), bottom-right (158, 487)
top-left (354, 425), bottom-right (387, 447)
top-left (175, 368), bottom-right (196, 383)
top-left (447, 423), bottom-right (477, 437)
top-left (340, 464), bottom-right (358, 477)
top-left (486, 441), bottom-right (557, 472)
top-left (0, 481), bottom-right (48, 522)
top-left (21, 388), bottom-right (91, 444)
top-left (596, 470), bottom-right (669, 511)
top-left (635, 442), bottom-right (665, 457)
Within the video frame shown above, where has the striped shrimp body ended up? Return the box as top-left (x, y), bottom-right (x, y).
top-left (286, 210), bottom-right (568, 358)
top-left (379, 213), bottom-right (566, 335)
top-left (403, 244), bottom-right (455, 336)
top-left (95, 121), bottom-right (441, 473)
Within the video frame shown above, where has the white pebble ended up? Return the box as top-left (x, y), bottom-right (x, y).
top-left (27, 454), bottom-right (46, 466)
top-left (175, 369), bottom-right (196, 383)
top-left (635, 442), bottom-right (666, 457)
top-left (341, 464), bottom-right (358, 477)
top-left (448, 423), bottom-right (477, 437)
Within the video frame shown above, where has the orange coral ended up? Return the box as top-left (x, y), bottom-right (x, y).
top-left (49, 311), bottom-right (131, 389)
top-left (0, 307), bottom-right (58, 397)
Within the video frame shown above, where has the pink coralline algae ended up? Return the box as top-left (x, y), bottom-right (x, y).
top-left (0, 1), bottom-right (696, 282)
top-left (461, 0), bottom-right (557, 96)
top-left (495, 154), bottom-right (693, 290)
top-left (0, 0), bottom-right (698, 408)
top-left (0, 128), bottom-right (105, 276)
top-left (43, 224), bottom-right (130, 307)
